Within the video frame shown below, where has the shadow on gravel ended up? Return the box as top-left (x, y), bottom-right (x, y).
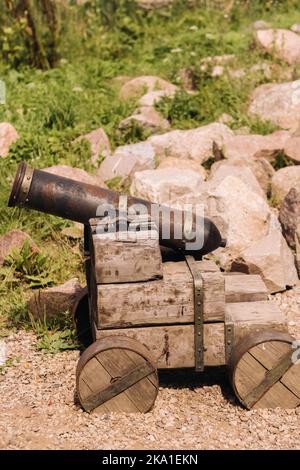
top-left (158, 367), bottom-right (241, 407)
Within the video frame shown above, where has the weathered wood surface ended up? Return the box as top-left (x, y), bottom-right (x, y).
top-left (76, 336), bottom-right (158, 413)
top-left (95, 259), bottom-right (271, 328)
top-left (224, 274), bottom-right (268, 303)
top-left (96, 260), bottom-right (225, 328)
top-left (230, 332), bottom-right (300, 409)
top-left (91, 229), bottom-right (163, 284)
top-left (225, 301), bottom-right (287, 345)
top-left (95, 323), bottom-right (226, 368)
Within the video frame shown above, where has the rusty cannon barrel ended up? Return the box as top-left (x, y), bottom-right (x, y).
top-left (8, 162), bottom-right (225, 257)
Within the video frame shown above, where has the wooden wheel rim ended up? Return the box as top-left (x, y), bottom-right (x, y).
top-left (76, 336), bottom-right (159, 413)
top-left (228, 330), bottom-right (300, 409)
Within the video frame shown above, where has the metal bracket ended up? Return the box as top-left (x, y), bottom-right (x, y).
top-left (185, 255), bottom-right (204, 372)
top-left (225, 323), bottom-right (234, 363)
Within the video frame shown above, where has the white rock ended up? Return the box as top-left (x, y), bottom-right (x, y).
top-left (208, 161), bottom-right (266, 198)
top-left (148, 122), bottom-right (234, 164)
top-left (256, 29), bottom-right (300, 65)
top-left (249, 63), bottom-right (272, 79)
top-left (158, 157), bottom-right (207, 179)
top-left (138, 90), bottom-right (172, 107)
top-left (252, 20), bottom-right (271, 30)
top-left (130, 168), bottom-right (204, 204)
top-left (0, 123), bottom-right (19, 158)
top-left (119, 75), bottom-right (177, 100)
top-left (231, 230), bottom-right (298, 293)
top-left (97, 142), bottom-right (156, 182)
top-left (118, 106), bottom-right (170, 133)
top-left (291, 23), bottom-right (300, 34)
top-left (271, 166), bottom-right (300, 203)
top-left (217, 113), bottom-right (234, 125)
top-left (76, 128), bottom-right (110, 166)
top-left (204, 176), bottom-right (272, 252)
top-left (249, 80), bottom-right (300, 131)
top-left (283, 135), bottom-right (300, 163)
top-left (223, 131), bottom-right (290, 161)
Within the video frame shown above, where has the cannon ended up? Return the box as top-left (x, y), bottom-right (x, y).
top-left (9, 162), bottom-right (300, 413)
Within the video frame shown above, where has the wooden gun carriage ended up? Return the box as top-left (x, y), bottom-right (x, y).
top-left (74, 214), bottom-right (300, 413)
top-left (9, 163), bottom-right (300, 414)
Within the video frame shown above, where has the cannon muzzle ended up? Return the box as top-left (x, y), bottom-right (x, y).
top-left (8, 162), bottom-right (225, 257)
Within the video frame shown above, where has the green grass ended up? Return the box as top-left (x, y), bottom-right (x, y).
top-left (0, 0), bottom-right (300, 349)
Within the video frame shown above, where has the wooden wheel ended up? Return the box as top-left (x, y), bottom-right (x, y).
top-left (228, 330), bottom-right (300, 409)
top-left (76, 336), bottom-right (159, 413)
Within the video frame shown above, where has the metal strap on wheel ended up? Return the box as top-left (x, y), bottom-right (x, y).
top-left (185, 255), bottom-right (204, 372)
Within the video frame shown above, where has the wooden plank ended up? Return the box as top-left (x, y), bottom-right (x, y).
top-left (234, 350), bottom-right (300, 409)
top-left (281, 362), bottom-right (300, 398)
top-left (225, 301), bottom-right (287, 346)
top-left (78, 356), bottom-right (136, 413)
top-left (225, 274), bottom-right (268, 303)
top-left (96, 260), bottom-right (225, 328)
top-left (234, 351), bottom-right (266, 400)
top-left (253, 381), bottom-right (300, 409)
top-left (92, 230), bottom-right (163, 284)
top-left (251, 341), bottom-right (300, 399)
top-left (243, 350), bottom-right (293, 408)
top-left (95, 323), bottom-right (226, 368)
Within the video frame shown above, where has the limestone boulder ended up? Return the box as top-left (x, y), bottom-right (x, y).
top-left (165, 175), bottom-right (272, 254)
top-left (271, 166), bottom-right (300, 203)
top-left (138, 90), bottom-right (170, 107)
top-left (118, 106), bottom-right (170, 134)
top-left (283, 136), bottom-right (300, 164)
top-left (208, 161), bottom-right (266, 198)
top-left (231, 230), bottom-right (298, 293)
top-left (148, 122), bottom-right (234, 164)
top-left (130, 168), bottom-right (204, 204)
top-left (203, 176), bottom-right (272, 253)
top-left (119, 75), bottom-right (177, 100)
top-left (0, 229), bottom-right (39, 265)
top-left (279, 187), bottom-right (300, 248)
top-left (255, 29), bottom-right (300, 65)
top-left (223, 131), bottom-right (290, 161)
top-left (249, 80), bottom-right (300, 132)
top-left (97, 142), bottom-right (156, 183)
top-left (252, 20), bottom-right (271, 30)
top-left (28, 278), bottom-right (84, 320)
top-left (158, 157), bottom-right (207, 179)
top-left (76, 128), bottom-right (110, 166)
top-left (0, 123), bottom-right (19, 158)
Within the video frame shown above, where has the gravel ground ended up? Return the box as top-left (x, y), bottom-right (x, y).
top-left (0, 285), bottom-right (300, 450)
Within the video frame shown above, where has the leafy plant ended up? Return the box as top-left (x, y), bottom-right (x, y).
top-left (35, 329), bottom-right (77, 354)
top-left (4, 240), bottom-right (54, 288)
